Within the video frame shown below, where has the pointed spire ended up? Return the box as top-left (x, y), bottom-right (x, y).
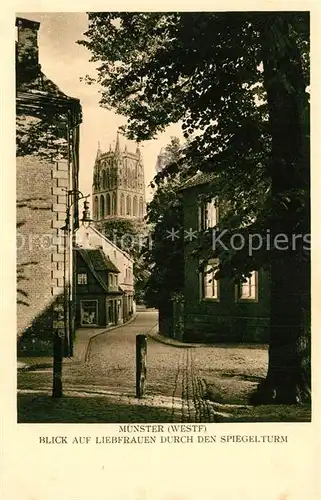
top-left (124, 144), bottom-right (127, 152)
top-left (115, 131), bottom-right (120, 155)
top-left (95, 141), bottom-right (102, 161)
top-left (136, 143), bottom-right (141, 158)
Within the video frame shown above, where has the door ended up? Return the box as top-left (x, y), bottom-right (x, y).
top-left (107, 299), bottom-right (115, 325)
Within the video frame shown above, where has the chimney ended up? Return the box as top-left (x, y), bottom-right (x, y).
top-left (16, 17), bottom-right (41, 84)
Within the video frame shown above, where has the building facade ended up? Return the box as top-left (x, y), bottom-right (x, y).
top-left (76, 225), bottom-right (135, 322)
top-left (92, 135), bottom-right (146, 224)
top-left (163, 173), bottom-right (270, 343)
top-left (75, 248), bottom-right (124, 327)
top-left (16, 17), bottom-right (82, 355)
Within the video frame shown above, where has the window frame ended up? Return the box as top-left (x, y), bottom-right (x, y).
top-left (199, 197), bottom-right (218, 231)
top-left (235, 271), bottom-right (259, 302)
top-left (200, 258), bottom-right (220, 302)
top-left (77, 273), bottom-right (87, 285)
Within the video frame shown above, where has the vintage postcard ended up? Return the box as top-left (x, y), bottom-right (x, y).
top-left (1, 2), bottom-right (320, 499)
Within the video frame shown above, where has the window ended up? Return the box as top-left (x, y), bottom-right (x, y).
top-left (100, 195), bottom-right (105, 219)
top-left (77, 273), bottom-right (87, 285)
top-left (94, 196), bottom-right (98, 220)
top-left (112, 193), bottom-right (117, 215)
top-left (81, 300), bottom-right (98, 326)
top-left (102, 170), bottom-right (106, 189)
top-left (126, 195), bottom-right (131, 216)
top-left (133, 196), bottom-right (138, 217)
top-left (201, 259), bottom-right (219, 300)
top-left (106, 193), bottom-right (111, 215)
top-left (120, 193), bottom-right (125, 215)
top-left (200, 198), bottom-right (217, 230)
top-left (139, 197), bottom-right (144, 218)
top-left (108, 274), bottom-right (118, 287)
top-left (238, 272), bottom-right (258, 301)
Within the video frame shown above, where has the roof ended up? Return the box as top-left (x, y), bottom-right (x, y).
top-left (15, 16), bottom-right (82, 120)
top-left (16, 91), bottom-right (82, 125)
top-left (178, 171), bottom-right (217, 191)
top-left (88, 249), bottom-right (120, 273)
top-left (77, 248), bottom-right (123, 295)
top-left (89, 226), bottom-right (134, 263)
top-left (79, 248), bottom-right (120, 273)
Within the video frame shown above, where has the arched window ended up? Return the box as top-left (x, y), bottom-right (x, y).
top-left (94, 196), bottom-right (98, 220)
top-left (112, 193), bottom-right (117, 215)
top-left (106, 193), bottom-right (111, 215)
top-left (133, 196), bottom-right (138, 217)
top-left (100, 195), bottom-right (105, 219)
top-left (139, 197), bottom-right (144, 218)
top-left (126, 195), bottom-right (131, 216)
top-left (102, 170), bottom-right (106, 189)
top-left (120, 193), bottom-right (125, 216)
top-left (106, 169), bottom-right (110, 189)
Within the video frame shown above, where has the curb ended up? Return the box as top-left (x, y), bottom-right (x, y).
top-left (147, 329), bottom-right (207, 348)
top-left (84, 313), bottom-right (139, 362)
top-left (18, 314), bottom-right (143, 370)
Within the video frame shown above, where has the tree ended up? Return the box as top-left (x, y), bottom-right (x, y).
top-left (79, 12), bottom-right (310, 404)
top-left (142, 137), bottom-right (185, 308)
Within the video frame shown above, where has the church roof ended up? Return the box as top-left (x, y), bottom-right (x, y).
top-left (95, 133), bottom-right (142, 160)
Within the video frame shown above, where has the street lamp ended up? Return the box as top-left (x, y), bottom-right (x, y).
top-left (60, 190), bottom-right (93, 232)
top-left (52, 189), bottom-right (93, 398)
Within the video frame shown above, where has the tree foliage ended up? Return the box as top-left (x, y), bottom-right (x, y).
top-left (80, 12), bottom-right (309, 273)
top-left (80, 12), bottom-right (310, 404)
top-left (142, 137), bottom-right (185, 307)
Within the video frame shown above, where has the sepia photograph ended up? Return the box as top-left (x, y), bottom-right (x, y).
top-left (16, 11), bottom-right (311, 425)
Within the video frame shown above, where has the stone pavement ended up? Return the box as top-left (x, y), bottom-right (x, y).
top-left (73, 313), bottom-right (139, 362)
top-left (170, 346), bottom-right (216, 422)
top-left (17, 311), bottom-right (216, 423)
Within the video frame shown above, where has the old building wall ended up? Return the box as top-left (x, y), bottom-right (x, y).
top-left (17, 150), bottom-right (71, 351)
top-left (182, 186), bottom-right (270, 343)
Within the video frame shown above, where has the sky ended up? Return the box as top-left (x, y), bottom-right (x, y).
top-left (18, 12), bottom-right (183, 202)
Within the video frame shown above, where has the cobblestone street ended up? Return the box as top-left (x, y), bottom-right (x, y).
top-left (18, 311), bottom-right (216, 423)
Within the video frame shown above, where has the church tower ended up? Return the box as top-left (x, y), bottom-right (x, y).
top-left (155, 147), bottom-right (167, 174)
top-left (92, 133), bottom-right (146, 224)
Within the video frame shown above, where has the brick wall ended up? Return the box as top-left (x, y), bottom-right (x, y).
top-left (17, 143), bottom-right (71, 352)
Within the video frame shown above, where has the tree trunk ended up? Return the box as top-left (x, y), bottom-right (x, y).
top-left (254, 255), bottom-right (311, 404)
top-left (252, 14), bottom-right (310, 404)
